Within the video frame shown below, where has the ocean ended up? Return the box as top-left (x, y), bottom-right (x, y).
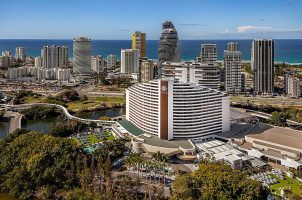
top-left (0, 39), bottom-right (301, 63)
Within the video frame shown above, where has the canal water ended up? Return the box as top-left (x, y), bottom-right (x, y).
top-left (21, 107), bottom-right (126, 134)
top-left (0, 122), bottom-right (9, 137)
top-left (0, 107), bottom-right (125, 137)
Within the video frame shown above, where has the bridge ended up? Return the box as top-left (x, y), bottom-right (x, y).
top-left (0, 103), bottom-right (117, 127)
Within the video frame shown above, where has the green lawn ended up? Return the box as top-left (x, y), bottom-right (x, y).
top-left (88, 134), bottom-right (102, 144)
top-left (270, 175), bottom-right (301, 196)
top-left (23, 96), bottom-right (45, 104)
top-left (66, 96), bottom-right (125, 112)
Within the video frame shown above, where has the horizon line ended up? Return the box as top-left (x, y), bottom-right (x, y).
top-left (0, 38), bottom-right (302, 40)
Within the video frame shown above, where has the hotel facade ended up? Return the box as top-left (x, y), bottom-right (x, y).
top-left (126, 79), bottom-right (230, 140)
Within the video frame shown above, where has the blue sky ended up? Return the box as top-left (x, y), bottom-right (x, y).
top-left (0, 0), bottom-right (301, 39)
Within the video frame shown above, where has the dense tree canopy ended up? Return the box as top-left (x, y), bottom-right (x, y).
top-left (0, 131), bottom-right (78, 199)
top-left (171, 162), bottom-right (268, 200)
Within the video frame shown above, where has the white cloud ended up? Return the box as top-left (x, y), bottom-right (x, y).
top-left (226, 25), bottom-right (272, 34)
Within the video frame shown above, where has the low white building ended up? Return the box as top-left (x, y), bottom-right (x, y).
top-left (7, 66), bottom-right (70, 82)
top-left (234, 125), bottom-right (302, 170)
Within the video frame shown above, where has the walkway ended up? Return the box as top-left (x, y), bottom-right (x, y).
top-left (0, 103), bottom-right (116, 126)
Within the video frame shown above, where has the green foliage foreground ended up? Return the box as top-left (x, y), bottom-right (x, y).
top-left (171, 162), bottom-right (269, 200)
top-left (0, 130), bottom-right (132, 200)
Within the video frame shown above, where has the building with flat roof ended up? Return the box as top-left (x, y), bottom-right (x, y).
top-left (224, 42), bottom-right (242, 94)
top-left (121, 49), bottom-right (139, 74)
top-left (233, 124), bottom-right (302, 170)
top-left (162, 61), bottom-right (220, 89)
top-left (126, 79), bottom-right (230, 140)
top-left (15, 47), bottom-right (26, 62)
top-left (132, 31), bottom-right (146, 57)
top-left (287, 76), bottom-right (301, 98)
top-left (41, 45), bottom-right (68, 69)
top-left (252, 39), bottom-right (274, 95)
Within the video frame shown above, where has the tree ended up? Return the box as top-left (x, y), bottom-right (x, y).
top-left (80, 95), bottom-right (88, 102)
top-left (171, 162), bottom-right (268, 200)
top-left (270, 111), bottom-right (290, 127)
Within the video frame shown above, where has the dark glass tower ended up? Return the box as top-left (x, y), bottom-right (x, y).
top-left (158, 21), bottom-right (180, 76)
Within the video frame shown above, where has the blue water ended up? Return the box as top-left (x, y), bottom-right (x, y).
top-left (0, 39), bottom-right (301, 63)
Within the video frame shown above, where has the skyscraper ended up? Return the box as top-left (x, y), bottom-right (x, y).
top-left (158, 21), bottom-right (179, 75)
top-left (73, 37), bottom-right (92, 78)
top-left (41, 46), bottom-right (68, 69)
top-left (287, 76), bottom-right (301, 98)
top-left (106, 54), bottom-right (116, 69)
top-left (224, 42), bottom-right (242, 94)
top-left (132, 31), bottom-right (146, 57)
top-left (15, 47), bottom-right (26, 62)
top-left (35, 57), bottom-right (42, 68)
top-left (121, 49), bottom-right (139, 74)
top-left (91, 55), bottom-right (105, 74)
top-left (227, 42), bottom-right (238, 51)
top-left (252, 39), bottom-right (274, 95)
top-left (196, 44), bottom-right (220, 90)
top-left (139, 58), bottom-right (154, 83)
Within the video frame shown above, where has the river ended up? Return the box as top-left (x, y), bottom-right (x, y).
top-left (20, 107), bottom-right (125, 134)
top-left (0, 107), bottom-right (126, 137)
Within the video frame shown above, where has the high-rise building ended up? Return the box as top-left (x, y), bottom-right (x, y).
top-left (0, 51), bottom-right (14, 68)
top-left (91, 55), bottom-right (105, 74)
top-left (41, 46), bottom-right (68, 69)
top-left (132, 31), bottom-right (146, 57)
top-left (287, 76), bottom-right (301, 98)
top-left (73, 37), bottom-right (92, 78)
top-left (15, 47), bottom-right (26, 62)
top-left (158, 21), bottom-right (179, 75)
top-left (2, 51), bottom-right (11, 56)
top-left (197, 44), bottom-right (217, 63)
top-left (140, 58), bottom-right (154, 83)
top-left (121, 49), bottom-right (139, 74)
top-left (195, 44), bottom-right (220, 90)
top-left (224, 42), bottom-right (242, 94)
top-left (162, 61), bottom-right (220, 89)
top-left (34, 57), bottom-right (42, 68)
top-left (252, 39), bottom-right (274, 95)
top-left (227, 42), bottom-right (238, 51)
top-left (126, 79), bottom-right (230, 140)
top-left (106, 54), bottom-right (116, 69)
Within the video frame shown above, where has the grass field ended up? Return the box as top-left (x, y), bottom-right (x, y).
top-left (88, 134), bottom-right (102, 144)
top-left (66, 96), bottom-right (125, 111)
top-left (270, 175), bottom-right (301, 196)
top-left (23, 96), bottom-right (45, 104)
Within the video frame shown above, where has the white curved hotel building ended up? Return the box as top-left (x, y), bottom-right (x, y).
top-left (126, 79), bottom-right (230, 140)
